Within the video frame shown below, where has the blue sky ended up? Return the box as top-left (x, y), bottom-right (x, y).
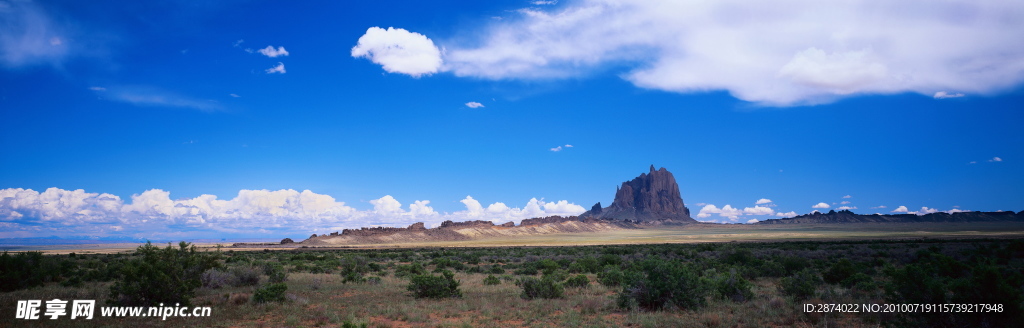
top-left (1, 0), bottom-right (1022, 241)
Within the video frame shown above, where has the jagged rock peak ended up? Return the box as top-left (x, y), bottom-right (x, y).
top-left (580, 165), bottom-right (694, 223)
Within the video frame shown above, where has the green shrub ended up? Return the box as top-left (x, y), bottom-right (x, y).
top-left (598, 266), bottom-right (624, 286)
top-left (715, 269), bottom-right (753, 302)
top-left (564, 274), bottom-right (590, 288)
top-left (483, 274), bottom-right (501, 285)
top-left (267, 264), bottom-right (288, 283)
top-left (822, 259), bottom-right (856, 285)
top-left (488, 265), bottom-right (505, 274)
top-left (781, 268), bottom-right (820, 300)
top-left (252, 282), bottom-right (288, 303)
top-left (407, 270), bottom-right (462, 298)
top-left (544, 269), bottom-right (569, 282)
top-left (109, 242), bottom-right (220, 306)
top-left (569, 257), bottom-right (601, 274)
top-left (520, 276), bottom-right (564, 300)
top-left (394, 262), bottom-right (427, 278)
top-left (340, 256), bottom-right (369, 284)
top-left (617, 259), bottom-right (708, 311)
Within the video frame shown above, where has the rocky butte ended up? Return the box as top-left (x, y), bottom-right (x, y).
top-left (579, 165), bottom-right (695, 223)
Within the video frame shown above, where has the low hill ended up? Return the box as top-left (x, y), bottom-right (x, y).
top-left (758, 209), bottom-right (1024, 224)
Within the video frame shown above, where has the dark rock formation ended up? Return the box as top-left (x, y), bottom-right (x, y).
top-left (579, 165), bottom-right (694, 223)
top-left (439, 220), bottom-right (496, 229)
top-left (310, 234), bottom-right (318, 239)
top-left (342, 222), bottom-right (430, 237)
top-left (280, 238), bottom-right (294, 244)
top-left (499, 221), bottom-right (515, 227)
top-left (759, 210), bottom-right (1024, 224)
top-left (520, 216), bottom-right (578, 226)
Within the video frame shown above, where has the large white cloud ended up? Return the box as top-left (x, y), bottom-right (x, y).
top-left (435, 0), bottom-right (1024, 105)
top-left (351, 27), bottom-right (443, 78)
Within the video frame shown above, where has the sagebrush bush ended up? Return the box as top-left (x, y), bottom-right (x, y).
top-left (564, 274), bottom-right (590, 288)
top-left (519, 276), bottom-right (564, 300)
top-left (201, 268), bottom-right (236, 289)
top-left (617, 259), bottom-right (708, 311)
top-left (781, 268), bottom-right (820, 300)
top-left (230, 266), bottom-right (261, 287)
top-left (394, 262), bottom-right (427, 278)
top-left (252, 282), bottom-right (288, 303)
top-left (108, 241), bottom-right (220, 306)
top-left (407, 270), bottom-right (461, 298)
top-left (483, 274), bottom-right (501, 285)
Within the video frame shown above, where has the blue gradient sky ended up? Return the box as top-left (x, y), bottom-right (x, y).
top-left (1, 0), bottom-right (1022, 240)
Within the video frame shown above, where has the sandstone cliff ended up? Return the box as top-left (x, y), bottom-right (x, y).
top-left (759, 209), bottom-right (1024, 224)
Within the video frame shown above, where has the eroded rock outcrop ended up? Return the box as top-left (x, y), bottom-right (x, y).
top-left (579, 165), bottom-right (694, 223)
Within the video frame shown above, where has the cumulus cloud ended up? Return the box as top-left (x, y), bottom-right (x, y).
top-left (696, 204), bottom-right (743, 220)
top-left (550, 146), bottom-right (563, 152)
top-left (437, 0), bottom-right (1024, 106)
top-left (266, 62), bottom-right (286, 74)
top-left (746, 218), bottom-right (759, 224)
top-left (755, 198), bottom-right (772, 204)
top-left (837, 206), bottom-right (857, 210)
top-left (0, 188), bottom-right (584, 238)
top-left (892, 206), bottom-right (910, 213)
top-left (351, 27), bottom-right (442, 78)
top-left (257, 45), bottom-right (289, 58)
top-left (933, 91), bottom-right (965, 99)
top-left (564, 144), bottom-right (573, 148)
top-left (812, 202), bottom-right (830, 209)
top-left (989, 157), bottom-right (1003, 162)
top-left (842, 195), bottom-right (852, 199)
top-left (465, 102), bottom-right (485, 108)
top-left (742, 206), bottom-right (774, 216)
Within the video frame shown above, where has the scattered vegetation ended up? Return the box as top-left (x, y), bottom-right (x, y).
top-left (2, 238), bottom-right (1022, 327)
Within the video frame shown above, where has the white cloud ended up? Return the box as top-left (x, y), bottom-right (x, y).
top-left (564, 144), bottom-right (573, 148)
top-left (837, 206), bottom-right (857, 210)
top-left (257, 45), bottom-right (289, 58)
top-left (88, 86), bottom-right (106, 91)
top-left (842, 195), bottom-right (852, 199)
top-left (892, 205), bottom-right (910, 213)
top-left (871, 205), bottom-right (887, 209)
top-left (351, 27), bottom-right (443, 78)
top-left (0, 187), bottom-right (585, 237)
top-left (550, 146), bottom-right (562, 152)
top-left (933, 91), bottom-right (964, 99)
top-left (465, 101), bottom-right (485, 108)
top-left (233, 39), bottom-right (244, 47)
top-left (746, 218), bottom-right (759, 224)
top-left (812, 202), bottom-right (830, 209)
top-left (696, 204), bottom-right (743, 220)
top-left (840, 201), bottom-right (850, 204)
top-left (229, 93), bottom-right (240, 98)
top-left (775, 211), bottom-right (797, 218)
top-left (755, 198), bottom-right (772, 204)
top-left (266, 62), bottom-right (286, 74)
top-left (0, 1), bottom-right (71, 68)
top-left (438, 0), bottom-right (1024, 106)
top-left (969, 161), bottom-right (977, 164)
top-left (910, 207), bottom-right (940, 215)
top-left (989, 157), bottom-right (1003, 162)
top-left (532, 1), bottom-right (558, 4)
top-left (743, 205), bottom-right (774, 216)
top-left (99, 86), bottom-right (221, 111)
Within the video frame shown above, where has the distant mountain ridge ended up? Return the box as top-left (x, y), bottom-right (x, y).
top-left (758, 209), bottom-right (1024, 224)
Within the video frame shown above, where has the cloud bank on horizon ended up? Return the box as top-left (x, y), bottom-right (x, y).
top-left (0, 187), bottom-right (585, 240)
top-left (351, 0), bottom-right (1024, 106)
